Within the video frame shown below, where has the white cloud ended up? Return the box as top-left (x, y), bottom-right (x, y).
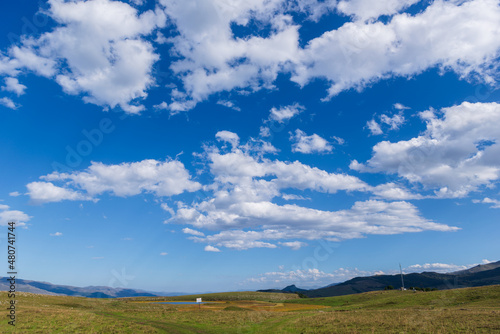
top-left (406, 262), bottom-right (468, 273)
top-left (293, 0), bottom-right (500, 100)
top-left (245, 267), bottom-right (378, 287)
top-left (215, 130), bottom-right (240, 148)
top-left (159, 0), bottom-right (301, 111)
top-left (160, 252), bottom-right (168, 256)
top-left (174, 139), bottom-right (457, 250)
top-left (2, 0), bottom-right (498, 112)
top-left (182, 227), bottom-right (205, 237)
top-left (259, 126), bottom-right (271, 138)
top-left (366, 119), bottom-right (383, 135)
top-left (161, 203), bottom-right (175, 215)
top-left (204, 245), bottom-right (221, 252)
top-left (380, 112), bottom-right (405, 130)
top-left (353, 102), bottom-right (500, 198)
top-left (178, 197), bottom-right (457, 250)
top-left (337, 0), bottom-right (421, 21)
top-left (2, 0), bottom-right (166, 113)
top-left (0, 204), bottom-right (31, 227)
top-left (168, 136), bottom-right (460, 250)
top-left (27, 159), bottom-right (201, 203)
top-left (207, 146), bottom-right (369, 194)
top-left (474, 197), bottom-right (500, 209)
top-left (2, 77), bottom-right (27, 96)
top-left (368, 110), bottom-right (407, 136)
top-left (282, 194), bottom-right (310, 201)
top-left (26, 181), bottom-right (90, 204)
top-left (217, 100), bottom-right (241, 111)
top-left (9, 191), bottom-right (21, 197)
top-left (279, 241), bottom-right (307, 250)
top-left (269, 103), bottom-right (305, 123)
top-left (332, 136), bottom-right (345, 145)
top-left (371, 182), bottom-right (423, 200)
top-left (0, 97), bottom-right (18, 109)
top-left (394, 103), bottom-right (410, 110)
top-left (290, 129), bottom-right (333, 154)
top-left (50, 232), bottom-right (63, 237)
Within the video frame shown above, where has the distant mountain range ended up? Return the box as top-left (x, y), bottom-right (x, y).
top-left (3, 260), bottom-right (499, 299)
top-left (259, 260), bottom-right (500, 298)
top-left (0, 278), bottom-right (174, 298)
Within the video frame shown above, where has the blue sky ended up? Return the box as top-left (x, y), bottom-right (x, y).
top-left (0, 0), bottom-right (499, 292)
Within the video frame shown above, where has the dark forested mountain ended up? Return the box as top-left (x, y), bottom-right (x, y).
top-left (258, 261), bottom-right (500, 298)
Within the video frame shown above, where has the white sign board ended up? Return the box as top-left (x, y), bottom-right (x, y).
top-left (196, 298), bottom-right (202, 303)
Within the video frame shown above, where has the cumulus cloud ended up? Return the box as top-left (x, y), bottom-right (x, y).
top-left (282, 194), bottom-right (310, 201)
top-left (279, 241), bottom-right (307, 250)
top-left (169, 134), bottom-right (457, 250)
top-left (163, 0), bottom-right (500, 109)
top-left (2, 77), bottom-right (27, 96)
top-left (259, 126), bottom-right (271, 138)
top-left (473, 197), bottom-right (500, 209)
top-left (366, 119), bottom-right (383, 135)
top-left (293, 0), bottom-right (500, 100)
top-left (380, 112), bottom-right (405, 130)
top-left (159, 0), bottom-right (301, 111)
top-left (217, 100), bottom-right (241, 111)
top-left (27, 181), bottom-right (91, 204)
top-left (353, 102), bottom-right (500, 198)
top-left (1, 0), bottom-right (166, 113)
top-left (215, 130), bottom-right (240, 148)
top-left (1, 0), bottom-right (499, 111)
top-left (269, 103), bottom-right (305, 123)
top-left (0, 204), bottom-right (31, 227)
top-left (337, 0), bottom-right (421, 21)
top-left (394, 103), bottom-right (410, 110)
top-left (371, 182), bottom-right (423, 200)
top-left (290, 129), bottom-right (333, 154)
top-left (405, 262), bottom-right (468, 273)
top-left (182, 227), bottom-right (205, 237)
top-left (204, 245), bottom-right (221, 252)
top-left (245, 267), bottom-right (379, 287)
top-left (50, 232), bottom-right (63, 237)
top-left (367, 108), bottom-right (407, 136)
top-left (0, 97), bottom-right (18, 109)
top-left (27, 159), bottom-right (201, 203)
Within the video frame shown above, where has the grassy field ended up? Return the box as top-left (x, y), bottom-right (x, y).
top-left (0, 285), bottom-right (498, 333)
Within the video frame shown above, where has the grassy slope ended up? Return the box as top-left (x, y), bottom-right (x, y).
top-left (0, 285), bottom-right (498, 333)
top-left (285, 284), bottom-right (500, 310)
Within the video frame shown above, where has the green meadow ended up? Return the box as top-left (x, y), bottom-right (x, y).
top-left (1, 285), bottom-right (499, 333)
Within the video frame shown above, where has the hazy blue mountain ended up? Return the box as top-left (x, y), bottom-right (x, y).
top-left (0, 278), bottom-right (157, 298)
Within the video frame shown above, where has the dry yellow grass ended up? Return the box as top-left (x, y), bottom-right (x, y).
top-left (0, 286), bottom-right (498, 333)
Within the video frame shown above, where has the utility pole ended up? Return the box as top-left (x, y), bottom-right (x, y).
top-left (399, 263), bottom-right (405, 290)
